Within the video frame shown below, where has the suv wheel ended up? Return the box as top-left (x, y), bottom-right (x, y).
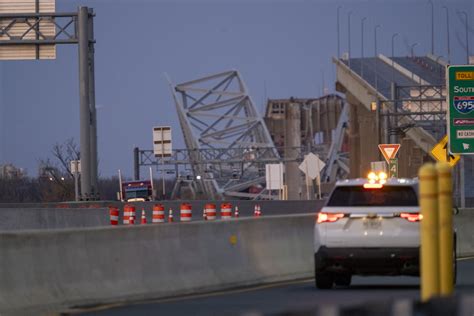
top-left (334, 273), bottom-right (352, 287)
top-left (315, 271), bottom-right (334, 289)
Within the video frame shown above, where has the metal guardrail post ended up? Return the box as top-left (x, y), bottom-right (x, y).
top-left (419, 163), bottom-right (440, 301)
top-left (436, 162), bottom-right (454, 296)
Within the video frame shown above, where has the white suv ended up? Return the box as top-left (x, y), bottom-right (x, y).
top-left (314, 175), bottom-right (424, 289)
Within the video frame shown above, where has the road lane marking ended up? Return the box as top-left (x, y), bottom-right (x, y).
top-left (63, 277), bottom-right (314, 314)
top-left (457, 255), bottom-right (474, 261)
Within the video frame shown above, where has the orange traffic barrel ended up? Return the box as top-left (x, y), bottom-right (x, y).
top-left (109, 206), bottom-right (119, 226)
top-left (205, 203), bottom-right (217, 220)
top-left (221, 202), bottom-right (233, 220)
top-left (180, 203), bottom-right (192, 222)
top-left (123, 204), bottom-right (134, 225)
top-left (152, 204), bottom-right (165, 223)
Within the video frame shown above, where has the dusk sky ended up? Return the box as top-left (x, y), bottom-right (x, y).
top-left (0, 0), bottom-right (472, 178)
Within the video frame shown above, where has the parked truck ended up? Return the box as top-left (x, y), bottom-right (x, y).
top-left (118, 169), bottom-right (155, 202)
top-left (120, 180), bottom-right (153, 202)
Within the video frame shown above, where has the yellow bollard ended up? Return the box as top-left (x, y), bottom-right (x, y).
top-left (436, 162), bottom-right (454, 296)
top-left (419, 163), bottom-right (440, 301)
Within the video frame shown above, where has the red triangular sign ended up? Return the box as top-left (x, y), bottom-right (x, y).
top-left (378, 144), bottom-right (401, 163)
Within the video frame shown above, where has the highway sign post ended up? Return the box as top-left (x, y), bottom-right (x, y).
top-left (430, 135), bottom-right (461, 167)
top-left (447, 65), bottom-right (474, 154)
top-left (153, 126), bottom-right (172, 199)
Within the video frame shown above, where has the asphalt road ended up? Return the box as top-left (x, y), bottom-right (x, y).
top-left (77, 258), bottom-right (474, 316)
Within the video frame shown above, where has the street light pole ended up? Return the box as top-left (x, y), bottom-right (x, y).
top-left (410, 42), bottom-right (419, 81)
top-left (428, 0), bottom-right (434, 55)
top-left (374, 24), bottom-right (381, 92)
top-left (361, 17), bottom-right (367, 77)
top-left (361, 17), bottom-right (367, 58)
top-left (348, 11), bottom-right (353, 67)
top-left (442, 6), bottom-right (451, 63)
top-left (391, 33), bottom-right (399, 83)
top-left (337, 6), bottom-right (342, 58)
top-left (458, 11), bottom-right (469, 64)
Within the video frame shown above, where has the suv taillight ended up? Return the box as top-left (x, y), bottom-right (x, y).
top-left (400, 212), bottom-right (423, 222)
top-left (317, 212), bottom-right (345, 224)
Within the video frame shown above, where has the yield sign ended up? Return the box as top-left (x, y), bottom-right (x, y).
top-left (378, 144), bottom-right (401, 163)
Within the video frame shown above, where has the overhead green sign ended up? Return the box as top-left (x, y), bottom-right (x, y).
top-left (447, 65), bottom-right (474, 154)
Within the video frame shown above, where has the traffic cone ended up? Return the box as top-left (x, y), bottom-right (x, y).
top-left (253, 204), bottom-right (258, 217)
top-left (168, 209), bottom-right (174, 222)
top-left (258, 204), bottom-right (262, 217)
top-left (141, 209), bottom-right (147, 224)
top-left (234, 206), bottom-right (239, 218)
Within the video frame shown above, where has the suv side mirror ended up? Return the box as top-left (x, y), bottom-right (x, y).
top-left (453, 206), bottom-right (460, 215)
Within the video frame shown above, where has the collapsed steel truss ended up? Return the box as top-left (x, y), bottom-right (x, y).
top-left (170, 70), bottom-right (280, 199)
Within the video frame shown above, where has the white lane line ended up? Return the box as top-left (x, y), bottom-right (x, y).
top-left (457, 255), bottom-right (474, 261)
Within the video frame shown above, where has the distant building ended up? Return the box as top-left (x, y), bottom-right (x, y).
top-left (0, 163), bottom-right (25, 179)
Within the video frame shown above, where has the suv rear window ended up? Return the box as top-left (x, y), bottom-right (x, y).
top-left (327, 185), bottom-right (418, 207)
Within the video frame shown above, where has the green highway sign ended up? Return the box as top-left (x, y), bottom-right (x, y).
top-left (447, 65), bottom-right (474, 154)
top-left (389, 158), bottom-right (398, 178)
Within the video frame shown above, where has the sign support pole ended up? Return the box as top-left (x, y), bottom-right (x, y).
top-left (78, 7), bottom-right (92, 200)
top-left (305, 160), bottom-right (310, 200)
top-left (460, 157), bottom-right (466, 208)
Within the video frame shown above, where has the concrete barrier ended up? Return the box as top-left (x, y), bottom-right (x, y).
top-left (0, 214), bottom-right (315, 315)
top-left (0, 200), bottom-right (325, 230)
top-left (0, 208), bottom-right (109, 231)
top-left (454, 209), bottom-right (474, 257)
top-left (0, 210), bottom-right (473, 315)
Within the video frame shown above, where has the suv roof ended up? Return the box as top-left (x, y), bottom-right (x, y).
top-left (335, 178), bottom-right (418, 187)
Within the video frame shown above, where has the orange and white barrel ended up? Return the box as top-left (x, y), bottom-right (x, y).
top-left (220, 202), bottom-right (233, 220)
top-left (109, 206), bottom-right (119, 226)
top-left (123, 204), bottom-right (133, 225)
top-left (129, 205), bottom-right (136, 224)
top-left (152, 204), bottom-right (165, 223)
top-left (180, 203), bottom-right (192, 222)
top-left (234, 206), bottom-right (239, 218)
top-left (205, 203), bottom-right (217, 220)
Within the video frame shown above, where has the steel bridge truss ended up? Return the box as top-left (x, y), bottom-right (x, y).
top-left (170, 70), bottom-right (279, 199)
top-left (380, 84), bottom-right (447, 142)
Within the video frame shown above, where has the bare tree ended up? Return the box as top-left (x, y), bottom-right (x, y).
top-left (51, 138), bottom-right (80, 178)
